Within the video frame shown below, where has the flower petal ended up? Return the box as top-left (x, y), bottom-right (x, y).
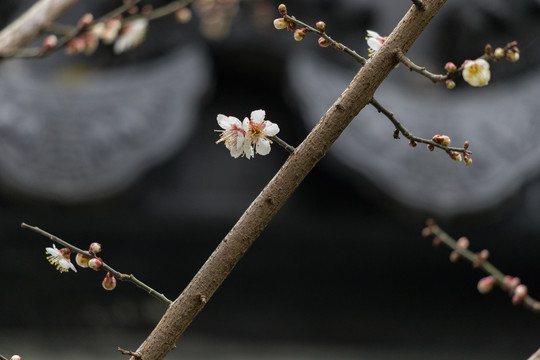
top-left (250, 109), bottom-right (266, 124)
top-left (256, 137), bottom-right (271, 155)
top-left (366, 30), bottom-right (380, 38)
top-left (263, 121), bottom-right (280, 137)
top-left (217, 115), bottom-right (241, 130)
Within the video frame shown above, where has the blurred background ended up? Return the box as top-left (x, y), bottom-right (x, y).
top-left (1, 0), bottom-right (540, 358)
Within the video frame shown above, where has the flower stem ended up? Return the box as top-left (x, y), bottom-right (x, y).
top-left (271, 135), bottom-right (295, 154)
top-left (369, 97), bottom-right (471, 154)
top-left (21, 222), bottom-right (172, 306)
top-left (0, 353), bottom-right (8, 360)
top-left (284, 15), bottom-right (367, 65)
top-left (424, 220), bottom-right (540, 313)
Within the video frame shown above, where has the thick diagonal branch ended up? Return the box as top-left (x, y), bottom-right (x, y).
top-left (131, 1), bottom-right (448, 359)
top-left (0, 0), bottom-right (78, 56)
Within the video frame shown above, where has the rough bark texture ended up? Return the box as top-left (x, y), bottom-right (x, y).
top-left (132, 1), bottom-right (447, 359)
top-left (0, 0), bottom-right (78, 56)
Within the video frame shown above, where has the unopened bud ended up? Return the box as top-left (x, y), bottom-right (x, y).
top-left (433, 134), bottom-right (451, 146)
top-left (89, 242), bottom-right (102, 254)
top-left (427, 144), bottom-right (435, 151)
top-left (65, 37), bottom-right (86, 55)
top-left (43, 35), bottom-right (58, 50)
top-left (102, 272), bottom-right (117, 290)
top-left (448, 150), bottom-right (462, 162)
top-left (75, 252), bottom-right (90, 268)
top-left (444, 62), bottom-right (457, 73)
top-left (494, 47), bottom-right (505, 60)
top-left (316, 21), bottom-right (326, 32)
top-left (473, 249), bottom-right (489, 267)
top-left (456, 236), bottom-right (469, 249)
top-left (449, 251), bottom-right (460, 262)
top-left (278, 4), bottom-right (287, 15)
top-left (88, 258), bottom-right (103, 271)
top-left (463, 141), bottom-right (469, 149)
top-left (174, 8), bottom-right (192, 23)
top-left (512, 284), bottom-right (528, 305)
top-left (507, 51), bottom-right (520, 62)
top-left (318, 37), bottom-right (330, 47)
top-left (409, 140), bottom-right (417, 148)
top-left (445, 79), bottom-right (456, 89)
top-left (78, 13), bottom-right (94, 29)
top-left (10, 356), bottom-right (22, 360)
top-left (477, 276), bottom-right (496, 294)
top-left (273, 18), bottom-right (288, 30)
top-left (484, 43), bottom-right (492, 56)
top-left (432, 237), bottom-right (442, 247)
top-left (294, 28), bottom-right (307, 41)
top-left (464, 153), bottom-right (472, 166)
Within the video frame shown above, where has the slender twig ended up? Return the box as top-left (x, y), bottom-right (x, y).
top-left (147, 0), bottom-right (194, 21)
top-left (411, 0), bottom-right (426, 11)
top-left (118, 348), bottom-right (142, 358)
top-left (284, 14), bottom-right (367, 65)
top-left (0, 353), bottom-right (9, 360)
top-left (21, 223), bottom-right (172, 306)
top-left (423, 220), bottom-right (540, 313)
top-left (271, 135), bottom-right (295, 154)
top-left (369, 97), bottom-right (471, 154)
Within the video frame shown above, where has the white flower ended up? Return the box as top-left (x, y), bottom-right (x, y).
top-left (113, 18), bottom-right (149, 54)
top-left (45, 244), bottom-right (77, 273)
top-left (366, 30), bottom-right (387, 55)
top-left (244, 109), bottom-right (280, 158)
top-left (462, 59), bottom-right (491, 87)
top-left (216, 114), bottom-right (251, 158)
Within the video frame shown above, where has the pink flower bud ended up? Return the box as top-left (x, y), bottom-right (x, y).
top-left (512, 284), bottom-right (528, 305)
top-left (102, 272), bottom-right (117, 291)
top-left (316, 21), bottom-right (326, 32)
top-left (477, 276), bottom-right (496, 294)
top-left (11, 355), bottom-right (22, 360)
top-left (75, 252), bottom-right (90, 268)
top-left (78, 13), bottom-right (94, 29)
top-left (432, 134), bottom-right (451, 146)
top-left (444, 62), bottom-right (457, 73)
top-left (278, 4), bottom-right (287, 15)
top-left (464, 153), bottom-right (472, 166)
top-left (408, 140), bottom-right (417, 148)
top-left (456, 236), bottom-right (469, 249)
top-left (89, 242), bottom-right (102, 254)
top-left (448, 151), bottom-right (462, 162)
top-left (294, 28), bottom-right (307, 41)
top-left (449, 250), bottom-right (460, 263)
top-left (88, 258), bottom-right (103, 271)
top-left (43, 35), bottom-right (58, 50)
top-left (273, 18), bottom-right (288, 30)
top-left (427, 144), bottom-right (435, 151)
top-left (318, 37), bottom-right (330, 47)
top-left (174, 8), bottom-right (192, 23)
top-left (445, 79), bottom-right (456, 89)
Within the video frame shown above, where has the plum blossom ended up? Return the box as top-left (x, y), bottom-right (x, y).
top-left (244, 110), bottom-right (280, 159)
top-left (113, 18), bottom-right (149, 54)
top-left (216, 114), bottom-right (252, 158)
top-left (365, 30), bottom-right (387, 55)
top-left (45, 244), bottom-right (77, 273)
top-left (462, 59), bottom-right (491, 87)
top-left (216, 110), bottom-right (279, 158)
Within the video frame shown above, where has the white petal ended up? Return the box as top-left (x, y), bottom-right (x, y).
top-left (218, 115), bottom-right (242, 130)
top-left (244, 142), bottom-right (254, 159)
top-left (229, 146), bottom-right (243, 158)
top-left (250, 109), bottom-right (266, 124)
top-left (256, 138), bottom-right (271, 155)
top-left (263, 121), bottom-right (279, 137)
top-left (243, 117), bottom-right (250, 130)
top-left (476, 59), bottom-right (490, 69)
top-left (367, 30), bottom-right (380, 38)
top-left (46, 246), bottom-right (59, 256)
top-left (367, 38), bottom-right (382, 51)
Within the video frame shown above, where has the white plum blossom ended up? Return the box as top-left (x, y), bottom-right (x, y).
top-left (113, 18), bottom-right (149, 54)
top-left (216, 114), bottom-right (252, 158)
top-left (215, 110), bottom-right (279, 159)
top-left (462, 58), bottom-right (491, 87)
top-left (244, 109), bottom-right (280, 158)
top-left (365, 30), bottom-right (387, 55)
top-left (45, 244), bottom-right (77, 273)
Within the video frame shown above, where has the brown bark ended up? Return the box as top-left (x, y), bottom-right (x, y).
top-left (0, 0), bottom-right (79, 56)
top-left (132, 1), bottom-right (448, 359)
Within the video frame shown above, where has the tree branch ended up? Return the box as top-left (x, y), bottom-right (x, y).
top-left (130, 1), bottom-right (449, 359)
top-left (0, 0), bottom-right (79, 56)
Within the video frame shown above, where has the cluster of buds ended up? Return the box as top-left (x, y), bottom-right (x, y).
top-left (487, 41), bottom-right (520, 63)
top-left (45, 241), bottom-right (116, 291)
top-left (273, 4), bottom-right (329, 47)
top-left (478, 275), bottom-right (534, 307)
top-left (63, 4), bottom-right (153, 56)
